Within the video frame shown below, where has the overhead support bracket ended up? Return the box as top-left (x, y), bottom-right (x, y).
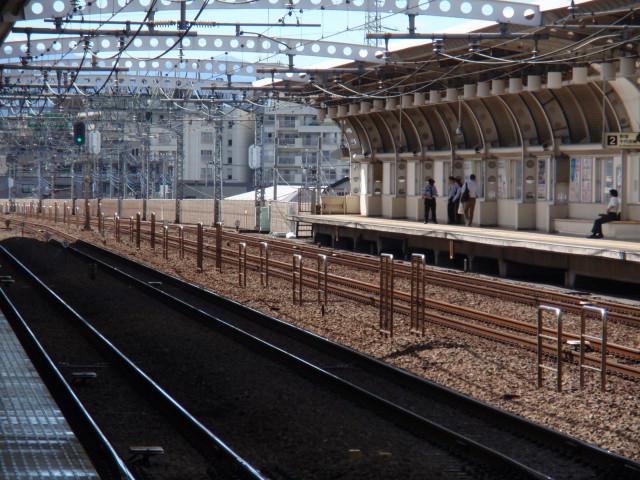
top-left (11, 27), bottom-right (198, 37)
top-left (23, 0), bottom-right (541, 27)
top-left (367, 30), bottom-right (549, 41)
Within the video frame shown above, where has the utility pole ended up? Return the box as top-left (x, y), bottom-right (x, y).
top-left (50, 163), bottom-right (55, 200)
top-left (254, 107), bottom-right (265, 230)
top-left (83, 142), bottom-right (91, 230)
top-left (213, 110), bottom-right (223, 225)
top-left (174, 113), bottom-right (184, 224)
top-left (37, 158), bottom-right (42, 199)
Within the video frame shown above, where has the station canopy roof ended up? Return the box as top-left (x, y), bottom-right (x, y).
top-left (0, 0), bottom-right (639, 111)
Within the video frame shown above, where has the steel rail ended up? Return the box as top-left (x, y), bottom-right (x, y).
top-left (170, 234), bottom-right (640, 365)
top-left (0, 289), bottom-right (137, 480)
top-left (16, 212), bottom-right (640, 324)
top-left (56, 244), bottom-right (553, 479)
top-left (64, 238), bottom-right (640, 477)
top-left (217, 229), bottom-right (640, 325)
top-left (12, 219), bottom-right (640, 377)
top-left (0, 246), bottom-right (268, 480)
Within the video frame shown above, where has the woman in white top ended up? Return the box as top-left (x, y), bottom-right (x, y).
top-left (588, 189), bottom-right (619, 239)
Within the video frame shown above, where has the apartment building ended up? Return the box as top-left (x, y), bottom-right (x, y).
top-left (260, 103), bottom-right (347, 190)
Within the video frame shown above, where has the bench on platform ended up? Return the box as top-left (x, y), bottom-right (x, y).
top-left (553, 218), bottom-right (640, 240)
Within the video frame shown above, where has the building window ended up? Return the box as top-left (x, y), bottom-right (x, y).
top-left (569, 157), bottom-right (594, 203)
top-left (302, 134), bottom-right (317, 147)
top-left (596, 157), bottom-right (622, 202)
top-left (279, 116), bottom-right (296, 128)
top-left (227, 157), bottom-right (232, 164)
top-left (201, 151), bottom-right (213, 165)
top-left (227, 139), bottom-right (232, 146)
top-left (278, 153), bottom-right (296, 165)
top-left (278, 134), bottom-right (296, 146)
top-left (463, 160), bottom-right (484, 198)
top-left (201, 132), bottom-right (213, 144)
top-left (497, 159), bottom-right (522, 200)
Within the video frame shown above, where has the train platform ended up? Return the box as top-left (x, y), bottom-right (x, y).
top-left (0, 312), bottom-right (99, 479)
top-left (291, 214), bottom-right (640, 287)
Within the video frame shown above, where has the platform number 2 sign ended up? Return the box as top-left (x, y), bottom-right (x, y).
top-left (607, 135), bottom-right (618, 146)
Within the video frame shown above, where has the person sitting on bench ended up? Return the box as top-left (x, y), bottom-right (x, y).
top-left (588, 189), bottom-right (619, 239)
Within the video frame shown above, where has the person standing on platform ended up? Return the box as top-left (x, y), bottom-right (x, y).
top-left (422, 178), bottom-right (438, 224)
top-left (446, 176), bottom-right (458, 224)
top-left (461, 174), bottom-right (479, 226)
top-left (588, 189), bottom-right (619, 239)
top-left (454, 177), bottom-right (464, 224)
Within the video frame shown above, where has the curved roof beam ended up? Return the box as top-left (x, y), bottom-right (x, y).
top-left (23, 0), bottom-right (541, 26)
top-left (404, 107), bottom-right (435, 154)
top-left (0, 34), bottom-right (384, 63)
top-left (13, 58), bottom-right (307, 81)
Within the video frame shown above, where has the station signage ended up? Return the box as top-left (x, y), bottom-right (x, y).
top-left (605, 132), bottom-right (640, 148)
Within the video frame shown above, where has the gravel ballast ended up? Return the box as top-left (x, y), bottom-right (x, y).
top-left (3, 226), bottom-right (639, 463)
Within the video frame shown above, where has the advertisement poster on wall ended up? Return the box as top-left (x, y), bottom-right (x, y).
top-left (569, 157), bottom-right (580, 202)
top-left (581, 157), bottom-right (592, 202)
top-left (497, 160), bottom-right (507, 199)
top-left (537, 158), bottom-right (547, 200)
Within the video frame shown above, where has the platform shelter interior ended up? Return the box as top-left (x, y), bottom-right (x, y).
top-left (320, 37), bottom-right (640, 237)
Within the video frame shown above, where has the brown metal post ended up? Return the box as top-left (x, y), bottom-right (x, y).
top-left (63, 202), bottom-right (67, 223)
top-left (100, 213), bottom-right (105, 236)
top-left (536, 305), bottom-right (563, 392)
top-left (259, 241), bottom-right (269, 287)
top-left (129, 216), bottom-right (134, 243)
top-left (136, 213), bottom-right (141, 250)
top-left (410, 253), bottom-right (426, 336)
top-left (75, 207), bottom-right (80, 229)
top-left (579, 306), bottom-right (608, 392)
top-left (115, 215), bottom-right (120, 243)
top-left (215, 222), bottom-right (222, 272)
top-left (196, 222), bottom-right (204, 271)
top-left (83, 200), bottom-right (90, 231)
top-left (163, 226), bottom-right (169, 260)
top-left (449, 240), bottom-right (454, 260)
top-left (54, 202), bottom-right (58, 223)
top-left (150, 213), bottom-right (156, 250)
top-left (292, 254), bottom-right (303, 305)
top-left (179, 226), bottom-right (185, 259)
top-left (317, 254), bottom-right (328, 307)
top-left (379, 254), bottom-right (394, 337)
top-left (238, 242), bottom-right (247, 287)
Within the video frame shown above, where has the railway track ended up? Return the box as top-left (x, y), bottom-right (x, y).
top-left (2, 236), bottom-right (640, 479)
top-left (0, 237), bottom-right (549, 480)
top-left (7, 217), bottom-right (640, 380)
top-left (113, 217), bottom-right (640, 326)
top-left (219, 230), bottom-right (640, 326)
top-left (9, 212), bottom-right (640, 327)
top-left (0, 245), bottom-right (266, 480)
